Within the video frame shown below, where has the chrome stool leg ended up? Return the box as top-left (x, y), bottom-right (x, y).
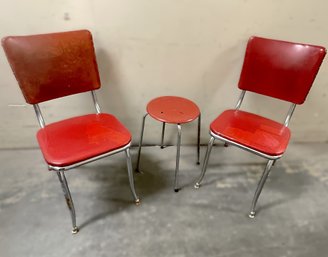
top-left (174, 124), bottom-right (182, 192)
top-left (160, 122), bottom-right (166, 149)
top-left (125, 148), bottom-right (140, 205)
top-left (197, 114), bottom-right (201, 165)
top-left (194, 136), bottom-right (215, 188)
top-left (56, 171), bottom-right (79, 234)
top-left (249, 159), bottom-right (274, 218)
top-left (136, 113), bottom-right (148, 172)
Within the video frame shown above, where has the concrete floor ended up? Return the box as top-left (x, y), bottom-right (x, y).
top-left (1, 143), bottom-right (328, 257)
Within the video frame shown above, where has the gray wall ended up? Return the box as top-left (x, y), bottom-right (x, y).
top-left (1, 0), bottom-right (328, 148)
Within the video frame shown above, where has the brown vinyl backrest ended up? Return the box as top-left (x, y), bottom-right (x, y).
top-left (2, 30), bottom-right (101, 104)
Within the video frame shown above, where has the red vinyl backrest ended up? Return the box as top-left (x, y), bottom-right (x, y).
top-left (2, 30), bottom-right (101, 104)
top-left (238, 36), bottom-right (326, 104)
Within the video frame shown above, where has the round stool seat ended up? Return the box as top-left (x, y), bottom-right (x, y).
top-left (146, 96), bottom-right (200, 124)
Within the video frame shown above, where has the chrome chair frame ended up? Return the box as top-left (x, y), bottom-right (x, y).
top-left (34, 90), bottom-right (140, 234)
top-left (194, 90), bottom-right (296, 218)
top-left (136, 113), bottom-right (201, 192)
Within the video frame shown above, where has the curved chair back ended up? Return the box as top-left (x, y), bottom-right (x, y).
top-left (238, 36), bottom-right (326, 104)
top-left (2, 30), bottom-right (101, 104)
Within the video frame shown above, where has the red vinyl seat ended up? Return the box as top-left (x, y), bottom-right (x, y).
top-left (37, 114), bottom-right (131, 167)
top-left (210, 109), bottom-right (291, 156)
top-left (2, 30), bottom-right (139, 234)
top-left (194, 36), bottom-right (326, 218)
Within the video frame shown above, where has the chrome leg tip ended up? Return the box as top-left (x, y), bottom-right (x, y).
top-left (135, 199), bottom-right (141, 206)
top-left (248, 212), bottom-right (256, 219)
top-left (174, 188), bottom-right (179, 193)
top-left (194, 183), bottom-right (201, 189)
top-left (72, 226), bottom-right (79, 234)
top-left (135, 168), bottom-right (141, 173)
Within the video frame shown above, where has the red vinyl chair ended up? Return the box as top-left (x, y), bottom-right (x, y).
top-left (194, 36), bottom-right (326, 218)
top-left (2, 30), bottom-right (140, 233)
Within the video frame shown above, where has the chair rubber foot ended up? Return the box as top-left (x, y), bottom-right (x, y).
top-left (196, 162), bottom-right (200, 165)
top-left (160, 146), bottom-right (164, 149)
top-left (194, 183), bottom-right (201, 189)
top-left (248, 211), bottom-right (256, 219)
top-left (72, 226), bottom-right (79, 234)
top-left (174, 189), bottom-right (179, 193)
top-left (135, 199), bottom-right (141, 206)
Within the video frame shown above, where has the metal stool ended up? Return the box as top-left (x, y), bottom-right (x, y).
top-left (136, 96), bottom-right (201, 192)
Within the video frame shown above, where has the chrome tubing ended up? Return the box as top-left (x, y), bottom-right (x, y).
top-left (197, 114), bottom-right (201, 165)
top-left (284, 103), bottom-right (296, 127)
top-left (249, 159), bottom-right (274, 218)
top-left (235, 90), bottom-right (246, 110)
top-left (56, 171), bottom-right (79, 234)
top-left (135, 113), bottom-right (148, 172)
top-left (33, 104), bottom-right (45, 128)
top-left (48, 143), bottom-right (131, 172)
top-left (125, 148), bottom-right (140, 205)
top-left (160, 122), bottom-right (166, 149)
top-left (91, 90), bottom-right (101, 114)
top-left (174, 124), bottom-right (182, 192)
top-left (211, 131), bottom-right (281, 160)
top-left (194, 136), bottom-right (215, 188)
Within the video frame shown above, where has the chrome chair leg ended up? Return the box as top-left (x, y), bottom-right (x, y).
top-left (197, 114), bottom-right (201, 164)
top-left (136, 113), bottom-right (148, 172)
top-left (194, 136), bottom-right (215, 188)
top-left (56, 171), bottom-right (79, 234)
top-left (174, 124), bottom-right (182, 192)
top-left (249, 159), bottom-right (274, 218)
top-left (125, 148), bottom-right (140, 205)
top-left (160, 122), bottom-right (166, 149)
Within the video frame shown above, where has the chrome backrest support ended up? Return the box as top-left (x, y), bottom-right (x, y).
top-left (284, 103), bottom-right (296, 127)
top-left (235, 90), bottom-right (296, 127)
top-left (33, 104), bottom-right (45, 128)
top-left (33, 91), bottom-right (102, 129)
top-left (235, 90), bottom-right (246, 109)
top-left (91, 90), bottom-right (101, 114)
